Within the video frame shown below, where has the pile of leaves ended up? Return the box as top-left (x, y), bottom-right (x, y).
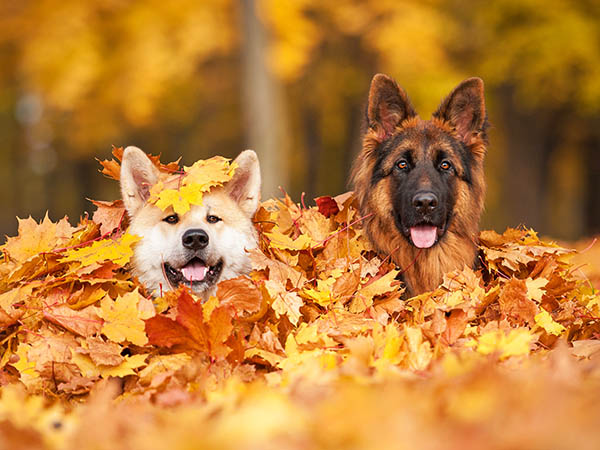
top-left (1, 148), bottom-right (599, 449)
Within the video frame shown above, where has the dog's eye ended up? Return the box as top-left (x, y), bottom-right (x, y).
top-left (396, 160), bottom-right (409, 170)
top-left (206, 215), bottom-right (221, 224)
top-left (439, 160), bottom-right (452, 171)
top-left (163, 214), bottom-right (179, 224)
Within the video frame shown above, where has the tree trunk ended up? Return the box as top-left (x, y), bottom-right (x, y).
top-left (584, 123), bottom-right (600, 235)
top-left (239, 0), bottom-right (288, 199)
top-left (495, 85), bottom-right (559, 234)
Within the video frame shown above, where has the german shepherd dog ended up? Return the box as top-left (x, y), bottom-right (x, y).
top-left (351, 74), bottom-right (488, 296)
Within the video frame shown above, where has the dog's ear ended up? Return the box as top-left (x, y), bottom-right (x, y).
top-left (367, 73), bottom-right (417, 142)
top-left (226, 150), bottom-right (261, 217)
top-left (120, 146), bottom-right (160, 216)
top-left (433, 77), bottom-right (487, 146)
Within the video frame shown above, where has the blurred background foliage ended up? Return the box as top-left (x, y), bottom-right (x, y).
top-left (0, 0), bottom-right (599, 240)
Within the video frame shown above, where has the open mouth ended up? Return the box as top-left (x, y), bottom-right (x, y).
top-left (163, 257), bottom-right (223, 290)
top-left (406, 223), bottom-right (446, 249)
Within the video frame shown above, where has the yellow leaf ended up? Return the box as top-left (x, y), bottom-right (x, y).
top-left (534, 310), bottom-right (566, 336)
top-left (266, 231), bottom-right (313, 251)
top-left (180, 184), bottom-right (204, 206)
top-left (302, 277), bottom-right (336, 307)
top-left (139, 354), bottom-right (192, 385)
top-left (349, 270), bottom-right (400, 313)
top-left (470, 329), bottom-right (533, 360)
top-left (98, 290), bottom-right (154, 346)
top-left (13, 343), bottom-right (38, 379)
top-left (60, 233), bottom-right (141, 267)
top-left (380, 325), bottom-right (403, 365)
top-left (265, 280), bottom-right (304, 326)
top-left (2, 214), bottom-right (74, 263)
top-left (154, 189), bottom-right (190, 215)
top-left (72, 351), bottom-right (147, 378)
top-left (183, 156), bottom-right (237, 189)
top-left (443, 291), bottom-right (466, 308)
top-left (526, 278), bottom-right (549, 302)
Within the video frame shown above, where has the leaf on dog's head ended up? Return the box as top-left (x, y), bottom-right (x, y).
top-left (148, 157), bottom-right (237, 214)
top-left (97, 146), bottom-right (181, 181)
top-left (150, 185), bottom-right (203, 215)
top-left (183, 156), bottom-right (237, 189)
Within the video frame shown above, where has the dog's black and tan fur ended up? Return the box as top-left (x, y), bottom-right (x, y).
top-left (351, 74), bottom-right (488, 296)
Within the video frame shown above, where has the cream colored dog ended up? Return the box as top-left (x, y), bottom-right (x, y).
top-left (120, 146), bottom-right (261, 298)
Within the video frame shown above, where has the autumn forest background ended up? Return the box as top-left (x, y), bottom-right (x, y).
top-left (0, 0), bottom-right (599, 241)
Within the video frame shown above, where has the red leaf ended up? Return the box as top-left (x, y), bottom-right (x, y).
top-left (315, 196), bottom-right (340, 218)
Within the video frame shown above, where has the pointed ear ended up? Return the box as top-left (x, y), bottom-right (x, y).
top-left (120, 146), bottom-right (160, 216)
top-left (226, 150), bottom-right (261, 217)
top-left (433, 77), bottom-right (487, 145)
top-left (367, 73), bottom-right (417, 141)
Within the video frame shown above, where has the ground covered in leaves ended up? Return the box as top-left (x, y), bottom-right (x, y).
top-left (1, 149), bottom-right (600, 449)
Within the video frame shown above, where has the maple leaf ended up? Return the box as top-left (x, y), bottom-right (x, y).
top-left (315, 196), bottom-right (340, 218)
top-left (97, 290), bottom-right (155, 346)
top-left (2, 214), bottom-right (74, 263)
top-left (183, 156), bottom-right (237, 188)
top-left (138, 353), bottom-right (191, 386)
top-left (348, 269), bottom-right (400, 313)
top-left (264, 280), bottom-right (304, 325)
top-left (534, 310), bottom-right (566, 336)
top-left (43, 304), bottom-right (102, 337)
top-left (60, 233), bottom-right (141, 267)
top-left (146, 156), bottom-right (237, 214)
top-left (97, 146), bottom-right (181, 181)
top-left (469, 329), bottom-right (533, 360)
top-left (217, 276), bottom-right (263, 319)
top-left (83, 336), bottom-right (125, 366)
top-left (498, 278), bottom-right (538, 325)
top-left (151, 184), bottom-right (204, 215)
top-left (72, 351), bottom-right (148, 378)
top-left (90, 199), bottom-right (126, 236)
top-left (265, 230), bottom-right (314, 251)
top-left (145, 290), bottom-right (234, 358)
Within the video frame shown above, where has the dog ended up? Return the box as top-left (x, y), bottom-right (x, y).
top-left (351, 74), bottom-right (488, 296)
top-left (120, 146), bottom-right (261, 298)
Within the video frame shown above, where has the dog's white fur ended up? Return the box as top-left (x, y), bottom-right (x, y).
top-left (120, 146), bottom-right (261, 299)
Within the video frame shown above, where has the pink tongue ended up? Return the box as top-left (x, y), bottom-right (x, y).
top-left (410, 225), bottom-right (438, 249)
top-left (181, 260), bottom-right (208, 282)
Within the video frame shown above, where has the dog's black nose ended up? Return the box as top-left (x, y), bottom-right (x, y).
top-left (412, 192), bottom-right (438, 213)
top-left (182, 229), bottom-right (209, 250)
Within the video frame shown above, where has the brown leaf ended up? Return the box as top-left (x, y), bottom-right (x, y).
top-left (441, 310), bottom-right (468, 346)
top-left (498, 278), bottom-right (538, 325)
top-left (90, 199), bottom-right (126, 236)
top-left (44, 304), bottom-right (103, 337)
top-left (84, 336), bottom-right (124, 366)
top-left (217, 276), bottom-right (262, 319)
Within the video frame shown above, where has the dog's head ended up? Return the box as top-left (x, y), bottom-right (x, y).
top-left (120, 147), bottom-right (261, 297)
top-left (354, 74), bottom-right (488, 250)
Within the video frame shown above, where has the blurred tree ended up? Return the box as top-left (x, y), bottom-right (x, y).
top-left (0, 0), bottom-right (598, 241)
top-left (258, 0), bottom-right (600, 237)
top-left (240, 0), bottom-right (288, 198)
top-left (0, 0), bottom-right (243, 235)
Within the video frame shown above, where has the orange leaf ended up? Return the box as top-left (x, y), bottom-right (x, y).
top-left (90, 199), bottom-right (126, 236)
top-left (145, 290), bottom-right (233, 358)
